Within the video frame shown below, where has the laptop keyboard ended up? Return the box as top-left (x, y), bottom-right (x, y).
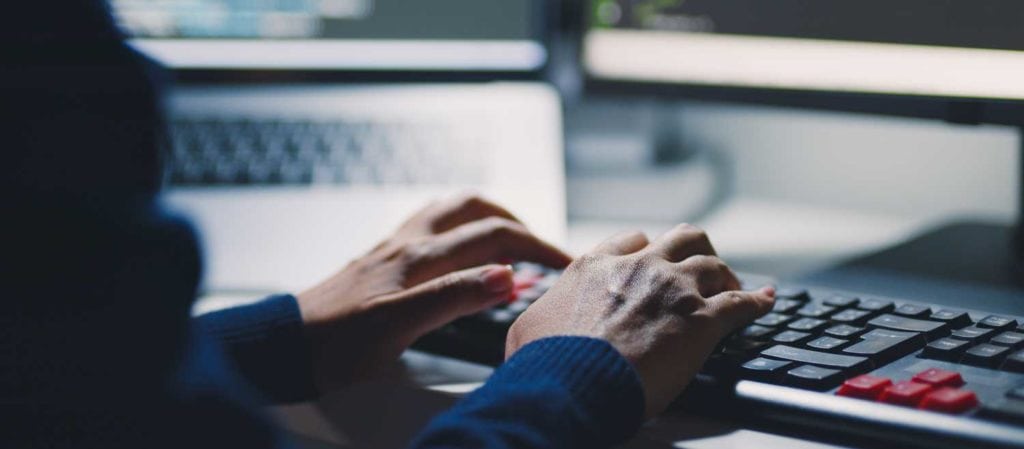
top-left (164, 118), bottom-right (487, 186)
top-left (413, 262), bottom-right (1024, 447)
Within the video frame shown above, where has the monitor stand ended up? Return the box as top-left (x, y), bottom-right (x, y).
top-left (797, 126), bottom-right (1023, 311)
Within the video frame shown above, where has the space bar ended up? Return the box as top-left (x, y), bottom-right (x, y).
top-left (762, 345), bottom-right (870, 370)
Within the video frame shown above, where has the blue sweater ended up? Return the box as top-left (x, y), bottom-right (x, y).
top-left (198, 294), bottom-right (646, 449)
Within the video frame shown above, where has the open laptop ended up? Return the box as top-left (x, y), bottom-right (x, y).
top-left (111, 0), bottom-right (566, 293)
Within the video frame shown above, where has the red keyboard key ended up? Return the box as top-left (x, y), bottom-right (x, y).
top-left (513, 279), bottom-right (536, 290)
top-left (912, 368), bottom-right (965, 388)
top-left (919, 388), bottom-right (979, 414)
top-left (837, 375), bottom-right (893, 400)
top-left (879, 381), bottom-right (934, 407)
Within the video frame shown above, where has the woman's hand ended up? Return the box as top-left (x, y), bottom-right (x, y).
top-left (297, 194), bottom-right (572, 393)
top-left (506, 225), bottom-right (774, 418)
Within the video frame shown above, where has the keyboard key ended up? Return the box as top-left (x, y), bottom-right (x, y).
top-left (893, 303), bottom-right (931, 318)
top-left (861, 327), bottom-right (925, 342)
top-left (921, 338), bottom-right (971, 361)
top-left (963, 343), bottom-right (1011, 368)
top-left (980, 399), bottom-right (1024, 424)
top-left (979, 315), bottom-right (1018, 331)
top-left (761, 345), bottom-right (871, 371)
top-left (788, 318), bottom-right (829, 332)
top-left (857, 298), bottom-right (894, 313)
top-left (879, 381), bottom-right (934, 407)
top-left (868, 314), bottom-right (949, 340)
top-left (1008, 384), bottom-right (1024, 400)
top-left (823, 294), bottom-right (859, 308)
top-left (919, 388), bottom-right (979, 414)
top-left (786, 365), bottom-right (845, 390)
top-left (930, 310), bottom-right (972, 328)
top-left (837, 375), bottom-right (893, 400)
top-left (825, 324), bottom-right (866, 339)
top-left (991, 332), bottom-right (1024, 349)
top-left (807, 336), bottom-right (849, 352)
top-left (739, 357), bottom-right (793, 382)
top-left (484, 309), bottom-right (516, 324)
top-left (772, 299), bottom-right (802, 314)
top-left (830, 309), bottom-right (874, 326)
top-left (796, 304), bottom-right (836, 319)
top-left (772, 330), bottom-right (813, 344)
top-left (912, 368), bottom-right (965, 388)
top-left (844, 329), bottom-right (925, 363)
top-left (1004, 350), bottom-right (1024, 373)
top-left (776, 287), bottom-right (811, 301)
top-left (740, 325), bottom-right (778, 340)
top-left (950, 325), bottom-right (996, 342)
top-left (755, 313), bottom-right (795, 327)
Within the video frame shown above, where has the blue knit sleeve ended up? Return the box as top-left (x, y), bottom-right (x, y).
top-left (409, 336), bottom-right (646, 449)
top-left (194, 294), bottom-right (318, 404)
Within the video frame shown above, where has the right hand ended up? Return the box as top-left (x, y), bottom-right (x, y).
top-left (505, 224), bottom-right (775, 418)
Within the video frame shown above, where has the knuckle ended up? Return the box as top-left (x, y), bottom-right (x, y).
top-left (399, 238), bottom-right (434, 264)
top-left (677, 223), bottom-right (710, 242)
top-left (681, 254), bottom-right (712, 269)
top-left (671, 291), bottom-right (704, 314)
top-left (570, 252), bottom-right (605, 271)
top-left (623, 229), bottom-right (646, 240)
top-left (675, 222), bottom-right (702, 234)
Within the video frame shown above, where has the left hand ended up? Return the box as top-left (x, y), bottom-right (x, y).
top-left (296, 194), bottom-right (572, 393)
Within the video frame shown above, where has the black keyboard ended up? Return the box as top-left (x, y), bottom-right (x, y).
top-left (414, 263), bottom-right (1024, 449)
top-left (164, 118), bottom-right (486, 186)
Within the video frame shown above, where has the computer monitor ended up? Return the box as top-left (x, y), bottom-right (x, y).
top-left (111, 0), bottom-right (547, 72)
top-left (581, 0), bottom-right (1024, 126)
top-left (579, 0), bottom-right (1024, 279)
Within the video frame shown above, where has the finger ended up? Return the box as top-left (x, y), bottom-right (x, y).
top-left (592, 230), bottom-right (649, 256)
top-left (702, 287), bottom-right (776, 338)
top-left (678, 255), bottom-right (741, 296)
top-left (377, 264), bottom-right (514, 337)
top-left (408, 217), bottom-right (572, 285)
top-left (646, 223), bottom-right (716, 262)
top-left (426, 193), bottom-right (523, 234)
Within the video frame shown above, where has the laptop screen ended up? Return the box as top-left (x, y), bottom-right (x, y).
top-left (111, 0), bottom-right (545, 72)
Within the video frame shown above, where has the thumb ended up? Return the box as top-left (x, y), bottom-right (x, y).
top-left (381, 264), bottom-right (514, 337)
top-left (704, 286), bottom-right (776, 337)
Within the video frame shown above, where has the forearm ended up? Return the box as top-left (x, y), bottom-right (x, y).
top-left (409, 337), bottom-right (645, 449)
top-left (194, 294), bottom-right (318, 404)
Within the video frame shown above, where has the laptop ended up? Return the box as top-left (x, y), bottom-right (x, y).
top-left (111, 0), bottom-right (566, 293)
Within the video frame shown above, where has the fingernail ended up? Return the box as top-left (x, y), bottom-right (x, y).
top-left (760, 285), bottom-right (776, 297)
top-left (482, 266), bottom-right (514, 295)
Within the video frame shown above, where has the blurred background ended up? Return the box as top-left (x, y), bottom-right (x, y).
top-left (109, 0), bottom-right (1022, 290)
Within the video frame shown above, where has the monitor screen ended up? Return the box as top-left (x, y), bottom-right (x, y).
top-left (583, 1), bottom-right (1024, 101)
top-left (111, 0), bottom-right (545, 71)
